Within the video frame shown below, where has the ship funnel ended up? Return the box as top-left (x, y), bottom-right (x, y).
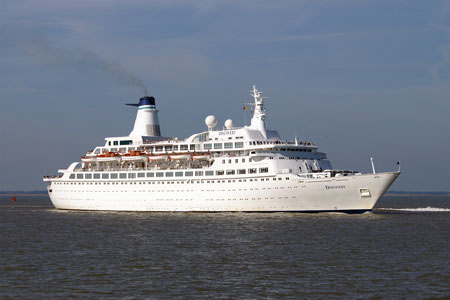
top-left (127, 96), bottom-right (161, 137)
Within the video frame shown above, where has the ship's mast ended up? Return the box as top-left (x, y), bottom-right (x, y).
top-left (250, 85), bottom-right (268, 138)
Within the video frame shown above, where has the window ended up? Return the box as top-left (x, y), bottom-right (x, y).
top-left (69, 174), bottom-right (75, 179)
top-left (195, 171), bottom-right (203, 176)
top-left (120, 140), bottom-right (132, 145)
top-left (248, 168), bottom-right (257, 174)
top-left (224, 142), bottom-right (233, 149)
top-left (155, 146), bottom-right (163, 152)
top-left (238, 169), bottom-right (246, 174)
top-left (138, 172), bottom-right (145, 178)
top-left (185, 171), bottom-right (193, 176)
top-left (259, 167), bottom-right (269, 173)
top-left (190, 144), bottom-right (195, 151)
top-left (226, 170), bottom-right (235, 175)
top-left (235, 142), bottom-right (244, 148)
top-left (216, 170), bottom-right (224, 176)
top-left (77, 174), bottom-right (83, 179)
top-left (85, 173), bottom-right (92, 179)
top-left (175, 172), bottom-right (183, 177)
top-left (146, 172), bottom-right (154, 177)
top-left (204, 143), bottom-right (212, 150)
top-left (242, 158), bottom-right (245, 163)
top-left (156, 172), bottom-right (164, 177)
top-left (119, 173), bottom-right (127, 179)
top-left (173, 145), bottom-right (178, 151)
top-left (128, 173), bottom-right (136, 179)
top-left (165, 146), bottom-right (172, 152)
top-left (166, 172), bottom-right (173, 177)
top-left (113, 141), bottom-right (118, 146)
top-left (102, 173), bottom-right (109, 179)
top-left (94, 173), bottom-right (100, 179)
top-left (111, 173), bottom-right (118, 179)
top-left (180, 145), bottom-right (188, 151)
top-left (214, 143), bottom-right (222, 149)
top-left (205, 171), bottom-right (214, 176)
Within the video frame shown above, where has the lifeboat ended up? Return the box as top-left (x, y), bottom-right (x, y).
top-left (148, 153), bottom-right (169, 161)
top-left (191, 152), bottom-right (211, 161)
top-left (121, 150), bottom-right (148, 162)
top-left (170, 152), bottom-right (191, 161)
top-left (81, 155), bottom-right (97, 163)
top-left (96, 152), bottom-right (121, 163)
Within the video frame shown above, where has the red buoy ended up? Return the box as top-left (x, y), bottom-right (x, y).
top-left (12, 196), bottom-right (16, 201)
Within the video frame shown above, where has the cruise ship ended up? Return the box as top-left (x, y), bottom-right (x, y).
top-left (43, 86), bottom-right (400, 212)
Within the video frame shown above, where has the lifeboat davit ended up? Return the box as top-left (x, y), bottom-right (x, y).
top-left (170, 153), bottom-right (191, 161)
top-left (191, 152), bottom-right (210, 161)
top-left (96, 152), bottom-right (121, 163)
top-left (121, 151), bottom-right (148, 162)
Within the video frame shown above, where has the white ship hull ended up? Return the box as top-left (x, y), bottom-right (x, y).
top-left (47, 172), bottom-right (399, 213)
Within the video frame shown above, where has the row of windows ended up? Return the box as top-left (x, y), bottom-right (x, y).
top-left (203, 142), bottom-right (244, 150)
top-left (55, 177), bottom-right (290, 185)
top-left (108, 140), bottom-right (132, 146)
top-left (275, 148), bottom-right (312, 153)
top-left (69, 168), bottom-right (269, 180)
top-left (100, 142), bottom-right (313, 155)
top-left (99, 141), bottom-right (246, 154)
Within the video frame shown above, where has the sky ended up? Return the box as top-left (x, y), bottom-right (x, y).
top-left (0, 0), bottom-right (449, 191)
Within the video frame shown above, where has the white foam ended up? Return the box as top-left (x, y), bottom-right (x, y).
top-left (378, 207), bottom-right (450, 212)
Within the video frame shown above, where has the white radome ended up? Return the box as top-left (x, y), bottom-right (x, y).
top-left (224, 119), bottom-right (234, 130)
top-left (205, 115), bottom-right (217, 129)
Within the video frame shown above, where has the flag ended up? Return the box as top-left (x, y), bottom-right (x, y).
top-left (396, 161), bottom-right (400, 165)
top-left (243, 106), bottom-right (245, 111)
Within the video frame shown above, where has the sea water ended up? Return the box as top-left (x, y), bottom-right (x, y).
top-left (0, 194), bottom-right (449, 299)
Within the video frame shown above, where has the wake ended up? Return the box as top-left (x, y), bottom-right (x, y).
top-left (377, 207), bottom-right (450, 212)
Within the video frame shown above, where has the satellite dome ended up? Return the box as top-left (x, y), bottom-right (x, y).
top-left (205, 115), bottom-right (217, 130)
top-left (224, 119), bottom-right (234, 130)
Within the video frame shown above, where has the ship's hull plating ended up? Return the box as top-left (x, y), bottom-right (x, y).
top-left (47, 172), bottom-right (399, 213)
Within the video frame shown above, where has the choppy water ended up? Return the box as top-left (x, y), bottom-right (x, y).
top-left (1, 194), bottom-right (449, 299)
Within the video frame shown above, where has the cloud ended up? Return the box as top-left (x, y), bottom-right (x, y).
top-left (17, 34), bottom-right (149, 95)
top-left (429, 0), bottom-right (450, 97)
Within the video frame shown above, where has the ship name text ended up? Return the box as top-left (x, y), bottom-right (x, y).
top-left (325, 185), bottom-right (346, 190)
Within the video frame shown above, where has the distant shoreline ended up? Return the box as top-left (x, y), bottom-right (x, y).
top-left (385, 191), bottom-right (450, 196)
top-left (0, 191), bottom-right (47, 196)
